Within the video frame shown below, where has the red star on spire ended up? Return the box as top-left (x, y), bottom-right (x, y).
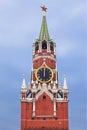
top-left (41, 6), bottom-right (47, 12)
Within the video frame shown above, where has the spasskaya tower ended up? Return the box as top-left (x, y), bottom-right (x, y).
top-left (20, 6), bottom-right (69, 130)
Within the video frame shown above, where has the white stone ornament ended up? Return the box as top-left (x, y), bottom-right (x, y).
top-left (21, 75), bottom-right (27, 89)
top-left (53, 83), bottom-right (56, 89)
top-left (63, 75), bottom-right (68, 89)
top-left (38, 83), bottom-right (41, 90)
top-left (36, 80), bottom-right (38, 84)
top-left (33, 83), bottom-right (36, 89)
top-left (48, 83), bottom-right (51, 90)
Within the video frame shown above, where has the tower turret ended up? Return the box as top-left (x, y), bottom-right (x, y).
top-left (63, 74), bottom-right (68, 89)
top-left (21, 75), bottom-right (27, 99)
top-left (21, 75), bottom-right (27, 89)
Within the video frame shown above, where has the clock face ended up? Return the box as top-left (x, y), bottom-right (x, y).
top-left (36, 66), bottom-right (53, 83)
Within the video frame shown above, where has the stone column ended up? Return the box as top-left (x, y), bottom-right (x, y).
top-left (33, 98), bottom-right (35, 117)
top-left (33, 45), bottom-right (35, 55)
top-left (47, 43), bottom-right (50, 52)
top-left (39, 43), bottom-right (42, 52)
top-left (54, 98), bottom-right (56, 116)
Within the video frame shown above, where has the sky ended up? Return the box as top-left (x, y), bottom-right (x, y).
top-left (0, 0), bottom-right (86, 130)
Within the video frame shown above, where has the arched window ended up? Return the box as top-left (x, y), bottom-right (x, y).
top-left (50, 42), bottom-right (54, 51)
top-left (27, 91), bottom-right (32, 98)
top-left (35, 42), bottom-right (39, 52)
top-left (42, 40), bottom-right (47, 49)
top-left (57, 90), bottom-right (63, 98)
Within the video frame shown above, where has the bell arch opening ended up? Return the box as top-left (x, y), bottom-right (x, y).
top-left (42, 40), bottom-right (47, 49)
top-left (50, 42), bottom-right (54, 52)
top-left (35, 42), bottom-right (39, 52)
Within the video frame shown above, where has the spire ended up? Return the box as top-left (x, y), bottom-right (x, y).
top-left (63, 75), bottom-right (68, 89)
top-left (39, 6), bottom-right (50, 41)
top-left (21, 74), bottom-right (27, 89)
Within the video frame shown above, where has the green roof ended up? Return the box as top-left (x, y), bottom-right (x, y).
top-left (39, 15), bottom-right (50, 41)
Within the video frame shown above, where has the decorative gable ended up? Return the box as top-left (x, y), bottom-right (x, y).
top-left (36, 83), bottom-right (53, 100)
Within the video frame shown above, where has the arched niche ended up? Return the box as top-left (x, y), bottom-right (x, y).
top-left (57, 90), bottom-right (63, 98)
top-left (35, 42), bottom-right (39, 52)
top-left (27, 91), bottom-right (32, 98)
top-left (42, 40), bottom-right (47, 49)
top-left (50, 42), bottom-right (54, 51)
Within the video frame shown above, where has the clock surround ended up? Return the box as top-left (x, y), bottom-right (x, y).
top-left (35, 65), bottom-right (53, 83)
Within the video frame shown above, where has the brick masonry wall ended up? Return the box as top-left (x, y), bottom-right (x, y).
top-left (36, 93), bottom-right (53, 116)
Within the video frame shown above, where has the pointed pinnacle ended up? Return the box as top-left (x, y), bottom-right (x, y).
top-left (63, 74), bottom-right (68, 89)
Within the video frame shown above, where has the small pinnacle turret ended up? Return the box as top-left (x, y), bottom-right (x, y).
top-left (63, 75), bottom-right (68, 89)
top-left (21, 74), bottom-right (27, 89)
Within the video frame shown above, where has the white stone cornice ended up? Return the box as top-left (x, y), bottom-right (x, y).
top-left (62, 89), bottom-right (68, 93)
top-left (56, 98), bottom-right (69, 102)
top-left (21, 98), bottom-right (33, 102)
top-left (33, 55), bottom-right (56, 61)
top-left (51, 89), bottom-right (58, 93)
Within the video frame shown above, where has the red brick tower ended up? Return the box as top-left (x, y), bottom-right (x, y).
top-left (21, 6), bottom-right (69, 130)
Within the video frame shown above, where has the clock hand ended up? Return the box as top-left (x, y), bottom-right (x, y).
top-left (44, 68), bottom-right (45, 77)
